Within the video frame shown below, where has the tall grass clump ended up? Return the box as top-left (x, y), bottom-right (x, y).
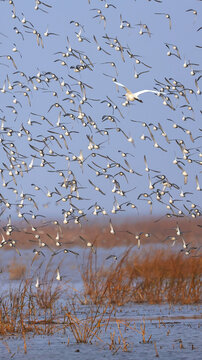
top-left (80, 248), bottom-right (202, 305)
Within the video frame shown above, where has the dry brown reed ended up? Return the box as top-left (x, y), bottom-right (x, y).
top-left (0, 270), bottom-right (65, 336)
top-left (0, 259), bottom-right (115, 343)
top-left (80, 248), bottom-right (202, 305)
top-left (107, 321), bottom-right (130, 354)
top-left (133, 318), bottom-right (152, 343)
top-left (154, 341), bottom-right (159, 357)
top-left (107, 319), bottom-right (153, 354)
top-left (63, 301), bottom-right (114, 343)
top-left (0, 245), bottom-right (201, 352)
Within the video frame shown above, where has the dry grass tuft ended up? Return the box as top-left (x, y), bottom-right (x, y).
top-left (63, 302), bottom-right (113, 343)
top-left (0, 246), bottom-right (201, 352)
top-left (80, 248), bottom-right (202, 305)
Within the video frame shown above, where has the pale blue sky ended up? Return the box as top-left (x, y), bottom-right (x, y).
top-left (0, 0), bottom-right (201, 222)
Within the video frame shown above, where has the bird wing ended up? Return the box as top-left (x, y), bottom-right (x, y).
top-left (144, 155), bottom-right (148, 169)
top-left (114, 81), bottom-right (129, 92)
top-left (69, 249), bottom-right (79, 256)
top-left (14, 246), bottom-right (21, 256)
top-left (10, 56), bottom-right (17, 69)
top-left (105, 254), bottom-right (116, 260)
top-left (31, 253), bottom-right (38, 266)
top-left (134, 89), bottom-right (159, 97)
top-left (109, 219), bottom-right (115, 234)
top-left (168, 17), bottom-right (172, 30)
top-left (79, 235), bottom-right (87, 244)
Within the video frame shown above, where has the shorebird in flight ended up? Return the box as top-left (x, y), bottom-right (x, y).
top-left (114, 82), bottom-right (162, 103)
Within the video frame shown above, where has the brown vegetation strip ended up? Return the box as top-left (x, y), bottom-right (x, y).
top-left (80, 248), bottom-right (202, 305)
top-left (1, 218), bottom-right (201, 249)
top-left (0, 247), bottom-right (201, 340)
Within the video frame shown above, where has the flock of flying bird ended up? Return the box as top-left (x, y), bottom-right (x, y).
top-left (0, 0), bottom-right (201, 283)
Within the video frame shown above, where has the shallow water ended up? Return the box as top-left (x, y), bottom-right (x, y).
top-left (0, 304), bottom-right (201, 360)
top-left (0, 248), bottom-right (201, 359)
